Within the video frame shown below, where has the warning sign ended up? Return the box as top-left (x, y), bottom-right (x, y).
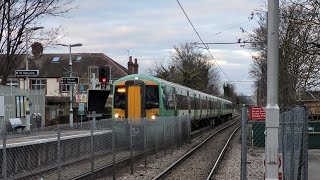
top-left (250, 106), bottom-right (266, 120)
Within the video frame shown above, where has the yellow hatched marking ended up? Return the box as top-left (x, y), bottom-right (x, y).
top-left (128, 86), bottom-right (141, 122)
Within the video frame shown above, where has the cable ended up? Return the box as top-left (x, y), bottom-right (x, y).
top-left (194, 41), bottom-right (263, 45)
top-left (176, 0), bottom-right (231, 81)
top-left (199, 19), bottom-right (253, 42)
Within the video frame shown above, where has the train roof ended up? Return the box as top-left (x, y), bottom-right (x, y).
top-left (114, 74), bottom-right (232, 104)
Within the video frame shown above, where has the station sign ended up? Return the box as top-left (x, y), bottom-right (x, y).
top-left (249, 106), bottom-right (266, 120)
top-left (61, 77), bottom-right (79, 85)
top-left (15, 70), bottom-right (39, 77)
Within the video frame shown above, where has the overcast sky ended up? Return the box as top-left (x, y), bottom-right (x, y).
top-left (43, 0), bottom-right (264, 96)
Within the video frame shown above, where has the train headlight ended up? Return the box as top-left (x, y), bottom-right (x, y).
top-left (151, 114), bottom-right (156, 120)
top-left (114, 113), bottom-right (119, 118)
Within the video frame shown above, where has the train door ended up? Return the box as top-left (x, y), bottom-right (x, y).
top-left (125, 80), bottom-right (146, 122)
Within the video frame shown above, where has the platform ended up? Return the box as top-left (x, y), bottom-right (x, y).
top-left (0, 129), bottom-right (112, 149)
top-left (308, 149), bottom-right (320, 180)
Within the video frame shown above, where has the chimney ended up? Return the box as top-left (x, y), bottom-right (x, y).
top-left (127, 56), bottom-right (133, 74)
top-left (133, 58), bottom-right (139, 74)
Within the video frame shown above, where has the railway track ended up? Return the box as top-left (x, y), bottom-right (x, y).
top-left (153, 119), bottom-right (241, 180)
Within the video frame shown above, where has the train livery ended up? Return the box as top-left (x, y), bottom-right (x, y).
top-left (112, 74), bottom-right (233, 129)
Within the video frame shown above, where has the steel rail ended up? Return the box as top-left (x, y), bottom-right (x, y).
top-left (206, 125), bottom-right (241, 180)
top-left (152, 118), bottom-right (240, 180)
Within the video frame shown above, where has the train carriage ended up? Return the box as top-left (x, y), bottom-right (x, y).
top-left (112, 74), bottom-right (232, 129)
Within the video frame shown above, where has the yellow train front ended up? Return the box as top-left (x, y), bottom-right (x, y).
top-left (112, 74), bottom-right (161, 122)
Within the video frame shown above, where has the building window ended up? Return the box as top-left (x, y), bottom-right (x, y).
top-left (51, 56), bottom-right (60, 63)
top-left (31, 79), bottom-right (46, 90)
top-left (61, 84), bottom-right (71, 92)
top-left (6, 79), bottom-right (19, 87)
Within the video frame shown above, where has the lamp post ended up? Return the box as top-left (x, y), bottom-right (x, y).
top-left (57, 43), bottom-right (83, 128)
top-left (25, 26), bottom-right (43, 131)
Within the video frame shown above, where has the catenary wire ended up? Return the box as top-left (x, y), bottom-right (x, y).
top-left (176, 0), bottom-right (231, 81)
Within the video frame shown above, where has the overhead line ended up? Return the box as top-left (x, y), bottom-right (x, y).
top-left (176, 0), bottom-right (231, 81)
top-left (194, 41), bottom-right (263, 45)
top-left (197, 19), bottom-right (253, 43)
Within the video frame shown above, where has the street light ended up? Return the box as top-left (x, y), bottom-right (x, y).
top-left (25, 26), bottom-right (44, 131)
top-left (57, 43), bottom-right (83, 128)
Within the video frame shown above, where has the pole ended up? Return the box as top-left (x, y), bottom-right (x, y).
top-left (112, 122), bottom-right (116, 180)
top-left (2, 133), bottom-right (7, 180)
top-left (57, 125), bottom-right (61, 180)
top-left (25, 28), bottom-right (31, 131)
top-left (69, 45), bottom-right (73, 128)
top-left (241, 105), bottom-right (248, 180)
top-left (265, 0), bottom-right (280, 179)
top-left (91, 121), bottom-right (94, 180)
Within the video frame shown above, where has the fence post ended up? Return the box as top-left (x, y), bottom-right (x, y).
top-left (188, 115), bottom-right (191, 144)
top-left (91, 121), bottom-right (94, 180)
top-left (57, 125), bottom-right (61, 180)
top-left (2, 133), bottom-right (7, 180)
top-left (178, 117), bottom-right (181, 149)
top-left (144, 118), bottom-right (147, 167)
top-left (112, 120), bottom-right (115, 180)
top-left (303, 107), bottom-right (308, 180)
top-left (163, 118), bottom-right (166, 155)
top-left (155, 119), bottom-right (158, 159)
top-left (241, 105), bottom-right (248, 180)
top-left (290, 114), bottom-right (294, 179)
top-left (130, 119), bottom-right (133, 174)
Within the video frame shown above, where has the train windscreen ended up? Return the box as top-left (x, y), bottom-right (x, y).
top-left (114, 86), bottom-right (126, 109)
top-left (146, 85), bottom-right (159, 109)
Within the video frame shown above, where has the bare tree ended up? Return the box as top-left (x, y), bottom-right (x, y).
top-left (0, 0), bottom-right (74, 85)
top-left (247, 0), bottom-right (320, 106)
top-left (149, 43), bottom-right (221, 96)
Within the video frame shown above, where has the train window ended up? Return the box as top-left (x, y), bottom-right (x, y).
top-left (114, 86), bottom-right (126, 109)
top-left (176, 94), bottom-right (188, 109)
top-left (146, 85), bottom-right (159, 109)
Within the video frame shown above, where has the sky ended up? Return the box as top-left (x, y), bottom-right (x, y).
top-left (43, 0), bottom-right (265, 96)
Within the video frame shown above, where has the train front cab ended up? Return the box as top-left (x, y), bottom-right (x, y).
top-left (113, 79), bottom-right (160, 123)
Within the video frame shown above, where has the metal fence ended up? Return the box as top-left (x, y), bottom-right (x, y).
top-left (241, 106), bottom-right (309, 180)
top-left (0, 116), bottom-right (191, 180)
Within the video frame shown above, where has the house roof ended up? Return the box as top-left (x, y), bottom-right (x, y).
top-left (11, 53), bottom-right (128, 79)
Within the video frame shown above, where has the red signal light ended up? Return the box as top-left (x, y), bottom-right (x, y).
top-left (102, 78), bottom-right (107, 83)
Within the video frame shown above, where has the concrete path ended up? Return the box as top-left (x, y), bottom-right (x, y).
top-left (309, 149), bottom-right (320, 180)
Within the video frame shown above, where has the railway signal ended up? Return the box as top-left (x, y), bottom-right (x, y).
top-left (99, 66), bottom-right (110, 89)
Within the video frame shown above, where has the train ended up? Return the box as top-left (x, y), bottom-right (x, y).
top-left (112, 74), bottom-right (233, 129)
